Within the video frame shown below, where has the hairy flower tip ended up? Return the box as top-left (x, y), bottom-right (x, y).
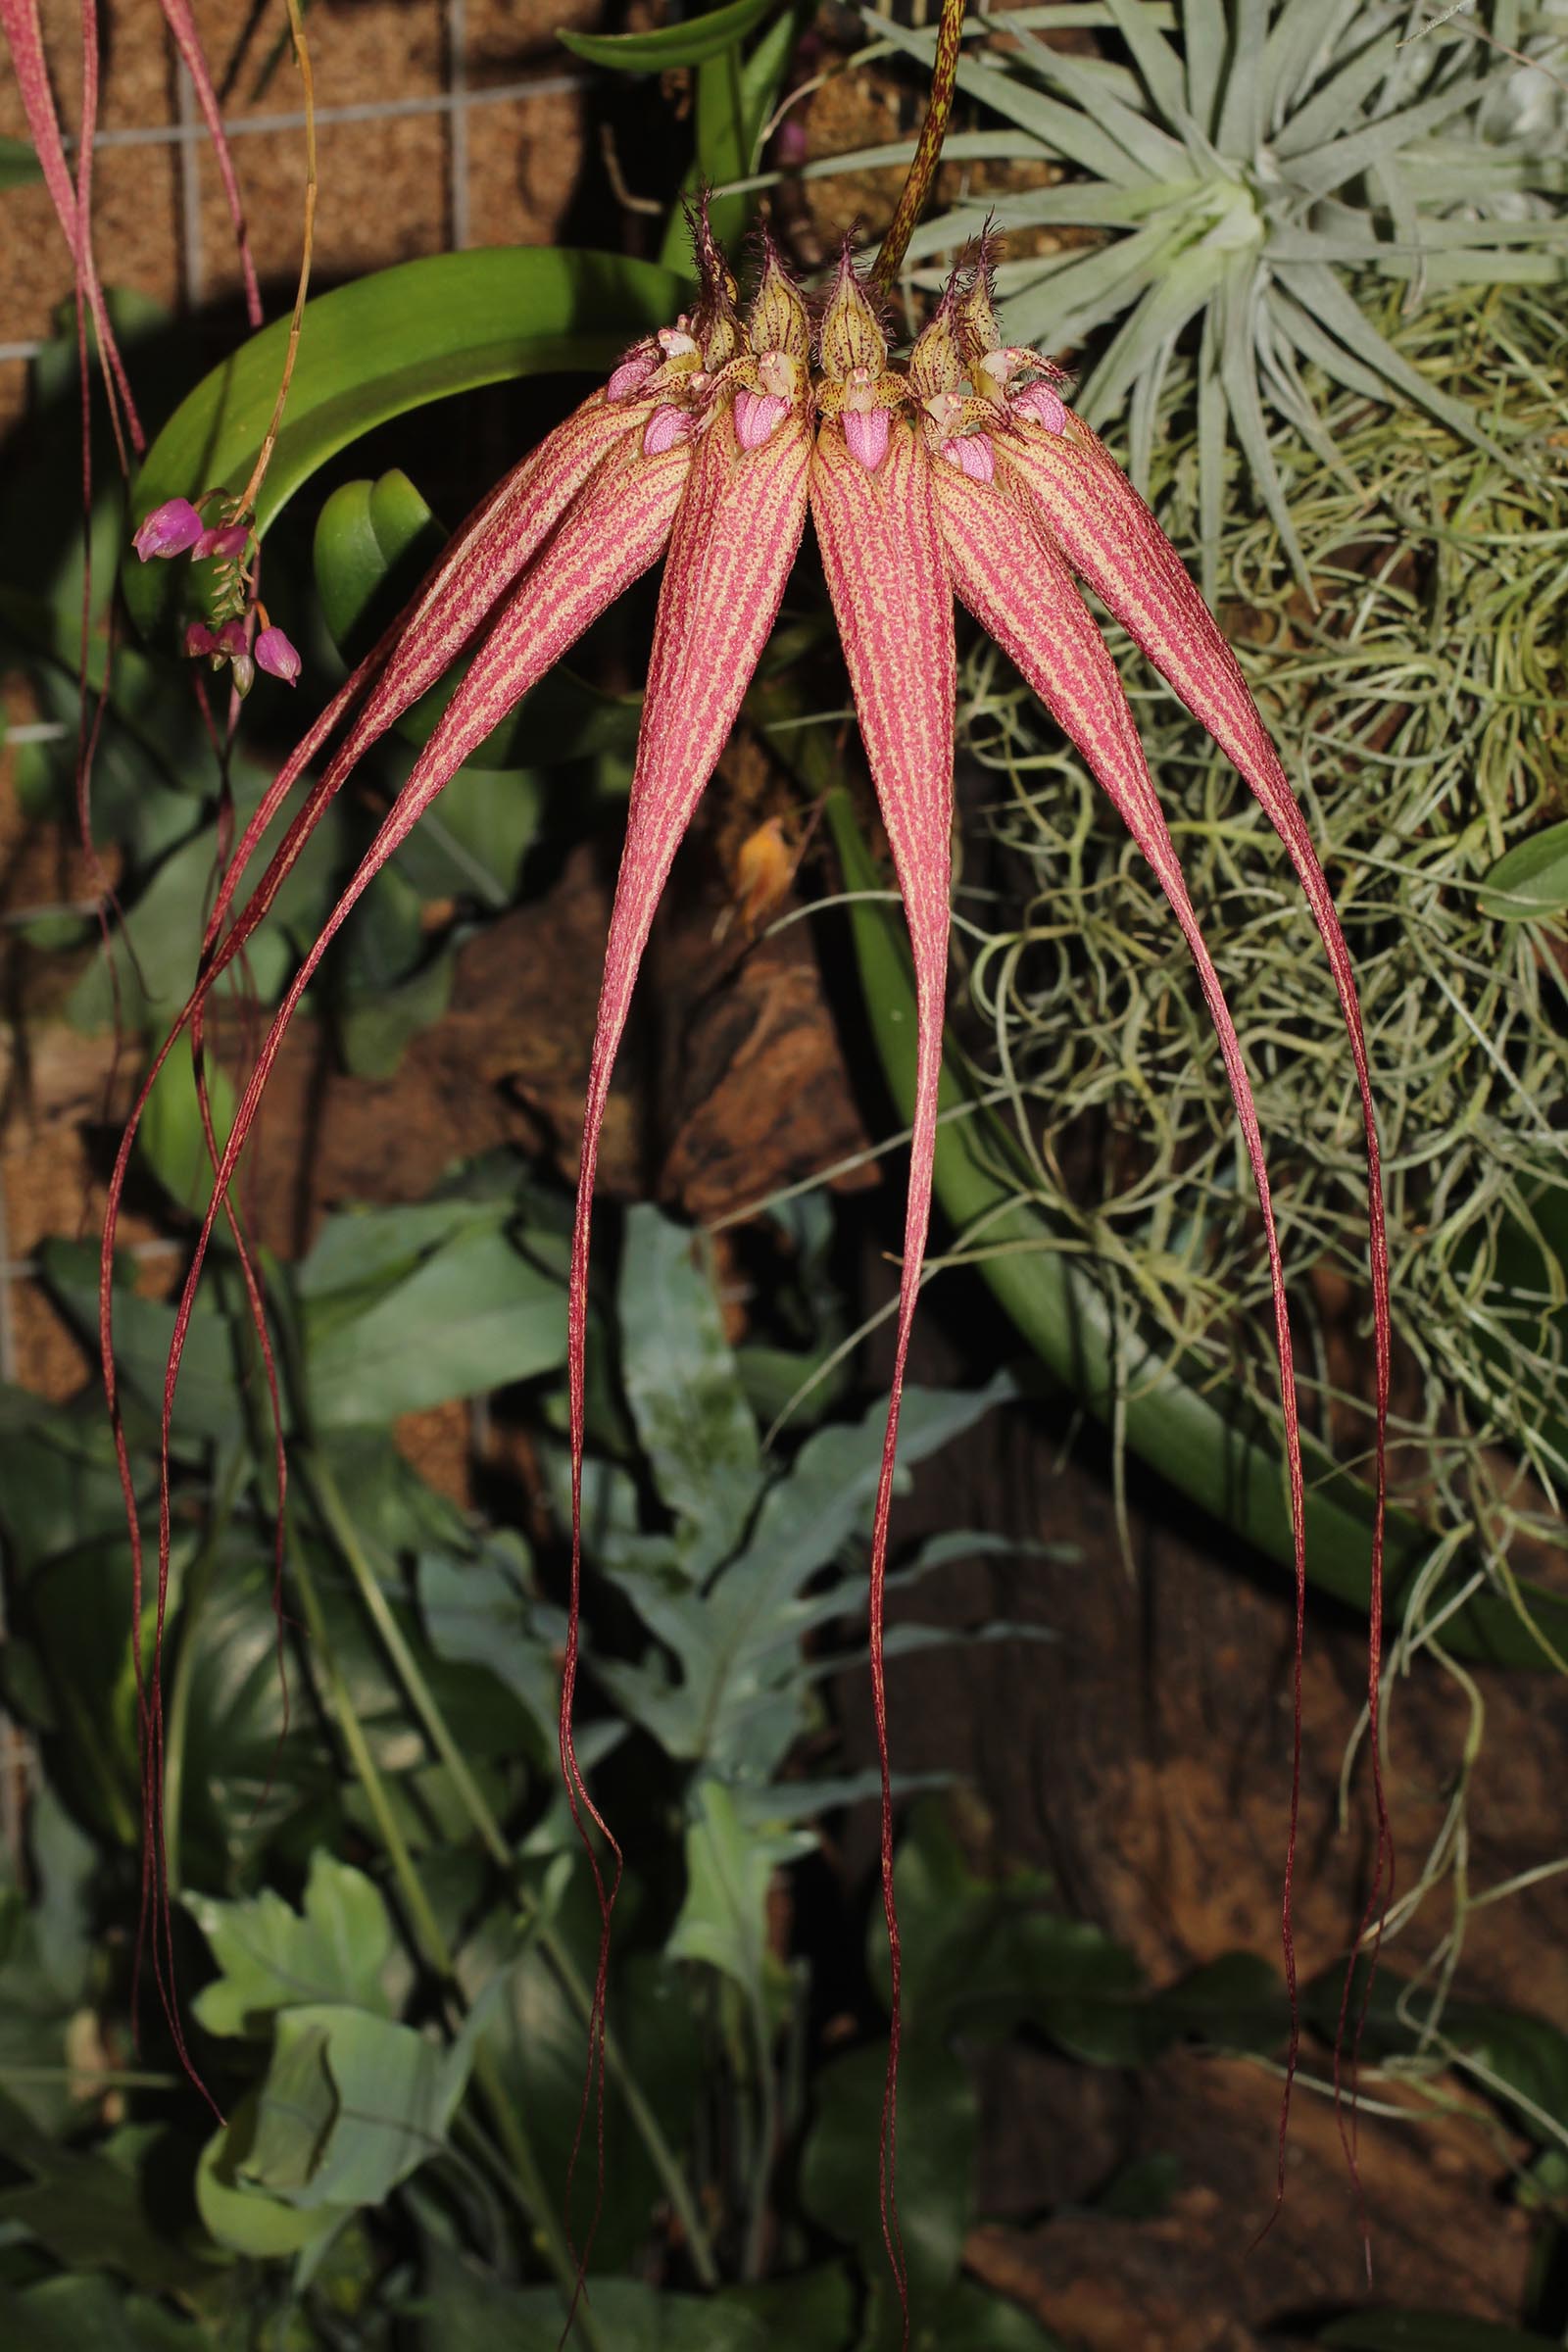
top-left (1010, 381), bottom-right (1067, 433)
top-left (194, 521), bottom-right (249, 562)
top-left (255, 624), bottom-right (301, 684)
top-left (733, 389), bottom-right (790, 449)
top-left (133, 497), bottom-right (203, 561)
top-left (941, 433), bottom-right (995, 483)
top-left (955, 229), bottom-right (1004, 362)
top-left (748, 229), bottom-right (809, 363)
top-left (182, 620), bottom-right (218, 658)
top-left (607, 344), bottom-right (660, 402)
top-left (819, 243), bottom-right (887, 381)
top-left (844, 405), bottom-right (891, 471)
top-left (688, 194), bottom-right (743, 370)
top-left (643, 403), bottom-right (695, 458)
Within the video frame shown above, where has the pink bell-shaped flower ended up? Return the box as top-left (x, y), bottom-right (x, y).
top-left (133, 498), bottom-right (204, 561)
top-left (254, 625), bottom-right (302, 685)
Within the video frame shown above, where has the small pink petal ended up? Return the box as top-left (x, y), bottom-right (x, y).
top-left (182, 621), bottom-right (218, 658)
top-left (941, 434), bottom-right (995, 483)
top-left (216, 617), bottom-right (248, 659)
top-left (844, 407), bottom-right (890, 471)
top-left (1010, 382), bottom-right (1066, 433)
top-left (193, 522), bottom-right (249, 561)
top-left (734, 390), bottom-right (790, 450)
top-left (133, 498), bottom-right (203, 560)
top-left (607, 349), bottom-right (658, 402)
top-left (643, 403), bottom-right (694, 457)
top-left (255, 625), bottom-right (301, 684)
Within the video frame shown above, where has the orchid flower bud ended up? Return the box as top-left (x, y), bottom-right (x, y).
top-left (255, 624), bottom-right (302, 685)
top-left (133, 498), bottom-right (204, 561)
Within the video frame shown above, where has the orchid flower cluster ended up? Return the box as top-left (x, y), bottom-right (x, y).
top-left (133, 496), bottom-right (301, 693)
top-left (113, 211), bottom-right (1390, 2308)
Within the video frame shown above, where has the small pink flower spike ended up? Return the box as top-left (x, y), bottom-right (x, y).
top-left (810, 416), bottom-right (956, 2328)
top-left (134, 498), bottom-right (204, 561)
top-left (254, 625), bottom-right (301, 685)
top-left (193, 522), bottom-right (250, 562)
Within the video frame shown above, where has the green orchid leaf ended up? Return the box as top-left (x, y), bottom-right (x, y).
top-left (313, 468), bottom-right (644, 772)
top-left (823, 792), bottom-right (1568, 1672)
top-left (660, 2), bottom-right (799, 265)
top-left (123, 246), bottom-right (689, 644)
top-left (1181, 0), bottom-right (1226, 131)
top-left (1478, 821), bottom-right (1568, 921)
top-left (559, 0), bottom-right (779, 72)
top-left (187, 1850), bottom-right (396, 2037)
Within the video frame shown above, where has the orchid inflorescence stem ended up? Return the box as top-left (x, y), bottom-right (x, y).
top-left (871, 0), bottom-right (968, 292)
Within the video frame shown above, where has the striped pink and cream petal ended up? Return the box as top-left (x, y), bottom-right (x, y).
top-left (199, 392), bottom-right (655, 972)
top-left (555, 400), bottom-right (810, 2249)
top-left (1002, 410), bottom-right (1393, 2151)
top-left (938, 457), bottom-right (1311, 2124)
top-left (810, 417), bottom-right (957, 2331)
top-left (102, 437), bottom-right (695, 2087)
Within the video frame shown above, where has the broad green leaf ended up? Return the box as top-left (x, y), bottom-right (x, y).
top-left (47, 1239), bottom-right (247, 1446)
top-left (801, 2038), bottom-right (976, 2299)
top-left (667, 1778), bottom-right (810, 2014)
top-left (416, 1531), bottom-right (560, 1750)
top-left (0, 2090), bottom-right (215, 2293)
top-left (0, 2277), bottom-right (208, 2352)
top-left (123, 247), bottom-right (689, 644)
top-left (188, 1849), bottom-right (395, 2036)
top-left (196, 2102), bottom-right (353, 2258)
top-left (824, 793), bottom-right (1568, 1671)
top-left (305, 1222), bottom-right (564, 1424)
top-left (244, 2002), bottom-right (474, 2209)
top-left (313, 468), bottom-right (445, 651)
top-left (618, 1204), bottom-right (762, 1576)
top-left (560, 0), bottom-right (779, 72)
top-left (1478, 821), bottom-right (1568, 921)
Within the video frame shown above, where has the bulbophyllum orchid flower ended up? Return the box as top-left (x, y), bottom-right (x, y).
top-left (109, 217), bottom-right (1389, 2315)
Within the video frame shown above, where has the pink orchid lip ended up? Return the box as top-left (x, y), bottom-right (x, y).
top-left (194, 521), bottom-right (250, 561)
top-left (844, 406), bottom-right (891, 471)
top-left (607, 349), bottom-right (659, 402)
top-left (1010, 381), bottom-right (1067, 433)
top-left (643, 403), bottom-right (694, 457)
top-left (941, 433), bottom-right (995, 483)
top-left (734, 389), bottom-right (791, 450)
